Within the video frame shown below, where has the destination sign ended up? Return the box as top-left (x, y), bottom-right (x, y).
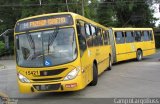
top-left (15, 14), bottom-right (73, 32)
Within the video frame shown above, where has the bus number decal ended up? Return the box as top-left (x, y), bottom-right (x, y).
top-left (26, 71), bottom-right (40, 76)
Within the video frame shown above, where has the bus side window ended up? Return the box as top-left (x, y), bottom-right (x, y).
top-left (90, 25), bottom-right (96, 35)
top-left (97, 28), bottom-right (103, 46)
top-left (143, 31), bottom-right (149, 41)
top-left (93, 27), bottom-right (99, 46)
top-left (103, 30), bottom-right (109, 45)
top-left (85, 24), bottom-right (93, 47)
top-left (115, 31), bottom-right (125, 44)
top-left (135, 31), bottom-right (142, 42)
top-left (76, 20), bottom-right (87, 56)
top-left (149, 31), bottom-right (153, 41)
top-left (125, 31), bottom-right (134, 43)
top-left (90, 25), bottom-right (96, 46)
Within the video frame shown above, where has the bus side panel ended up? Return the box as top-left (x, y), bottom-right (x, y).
top-left (80, 49), bottom-right (93, 86)
top-left (113, 30), bottom-right (127, 62)
top-left (97, 45), bottom-right (110, 74)
top-left (143, 30), bottom-right (156, 56)
top-left (134, 41), bottom-right (144, 53)
top-left (115, 44), bottom-right (127, 62)
top-left (125, 42), bottom-right (137, 60)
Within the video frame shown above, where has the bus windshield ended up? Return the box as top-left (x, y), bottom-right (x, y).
top-left (16, 28), bottom-right (77, 68)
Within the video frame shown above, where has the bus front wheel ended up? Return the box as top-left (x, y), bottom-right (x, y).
top-left (136, 50), bottom-right (143, 61)
top-left (89, 64), bottom-right (98, 86)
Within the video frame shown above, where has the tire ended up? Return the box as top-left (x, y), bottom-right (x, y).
top-left (136, 50), bottom-right (143, 61)
top-left (107, 56), bottom-right (112, 71)
top-left (89, 64), bottom-right (98, 86)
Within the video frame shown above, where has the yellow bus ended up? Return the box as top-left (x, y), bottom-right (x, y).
top-left (109, 28), bottom-right (156, 63)
top-left (14, 12), bottom-right (112, 93)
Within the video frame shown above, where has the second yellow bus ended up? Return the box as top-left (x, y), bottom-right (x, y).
top-left (109, 28), bottom-right (156, 63)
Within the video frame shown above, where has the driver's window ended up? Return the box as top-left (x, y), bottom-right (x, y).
top-left (76, 20), bottom-right (87, 56)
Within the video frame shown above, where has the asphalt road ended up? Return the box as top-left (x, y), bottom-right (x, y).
top-left (0, 50), bottom-right (160, 100)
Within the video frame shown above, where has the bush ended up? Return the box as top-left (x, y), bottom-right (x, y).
top-left (155, 35), bottom-right (160, 49)
top-left (0, 41), bottom-right (5, 56)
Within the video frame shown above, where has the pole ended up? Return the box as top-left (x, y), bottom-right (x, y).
top-left (39, 0), bottom-right (42, 6)
top-left (81, 0), bottom-right (84, 16)
top-left (66, 0), bottom-right (69, 12)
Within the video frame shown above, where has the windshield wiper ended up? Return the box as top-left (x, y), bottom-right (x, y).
top-left (48, 27), bottom-right (59, 54)
top-left (27, 32), bottom-right (35, 54)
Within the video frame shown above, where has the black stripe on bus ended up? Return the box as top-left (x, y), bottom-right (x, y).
top-left (116, 48), bottom-right (155, 55)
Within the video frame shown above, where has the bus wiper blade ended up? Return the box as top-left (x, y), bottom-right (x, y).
top-left (27, 33), bottom-right (35, 54)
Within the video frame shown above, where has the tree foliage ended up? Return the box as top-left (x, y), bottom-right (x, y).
top-left (97, 0), bottom-right (157, 27)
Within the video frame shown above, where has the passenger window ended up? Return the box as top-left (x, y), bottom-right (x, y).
top-left (85, 24), bottom-right (91, 36)
top-left (143, 31), bottom-right (149, 41)
top-left (115, 31), bottom-right (125, 44)
top-left (135, 31), bottom-right (142, 42)
top-left (125, 31), bottom-right (134, 43)
top-left (149, 31), bottom-right (153, 41)
top-left (77, 20), bottom-right (86, 38)
top-left (91, 25), bottom-right (96, 35)
top-left (76, 20), bottom-right (87, 56)
top-left (85, 24), bottom-right (93, 47)
top-left (103, 30), bottom-right (109, 45)
top-left (97, 28), bottom-right (103, 46)
top-left (93, 28), bottom-right (100, 46)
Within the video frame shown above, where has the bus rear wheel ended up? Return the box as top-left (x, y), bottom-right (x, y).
top-left (136, 50), bottom-right (143, 61)
top-left (89, 64), bottom-right (98, 86)
top-left (107, 56), bottom-right (112, 71)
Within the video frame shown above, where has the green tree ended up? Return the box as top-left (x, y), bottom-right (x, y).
top-left (97, 0), bottom-right (117, 26)
top-left (0, 41), bottom-right (5, 55)
top-left (97, 0), bottom-right (157, 27)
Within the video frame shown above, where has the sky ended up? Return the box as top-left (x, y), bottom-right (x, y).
top-left (152, 3), bottom-right (160, 27)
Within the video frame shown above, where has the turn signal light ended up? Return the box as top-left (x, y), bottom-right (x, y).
top-left (65, 83), bottom-right (77, 88)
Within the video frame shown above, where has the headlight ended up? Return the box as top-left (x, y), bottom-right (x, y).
top-left (64, 67), bottom-right (80, 81)
top-left (18, 73), bottom-right (30, 83)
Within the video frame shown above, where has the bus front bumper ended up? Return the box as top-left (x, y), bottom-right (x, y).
top-left (18, 76), bottom-right (85, 93)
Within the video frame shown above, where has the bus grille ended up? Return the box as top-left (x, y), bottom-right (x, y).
top-left (32, 77), bottom-right (62, 82)
top-left (33, 83), bottom-right (61, 91)
top-left (40, 68), bottom-right (67, 76)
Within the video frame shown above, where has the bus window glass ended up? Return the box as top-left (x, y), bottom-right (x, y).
top-left (149, 31), bottom-right (153, 41)
top-left (91, 25), bottom-right (96, 35)
top-left (103, 30), bottom-right (109, 45)
top-left (143, 31), bottom-right (149, 41)
top-left (85, 24), bottom-right (91, 36)
top-left (125, 31), bottom-right (134, 43)
top-left (85, 24), bottom-right (93, 47)
top-left (16, 28), bottom-right (77, 67)
top-left (115, 31), bottom-right (125, 44)
top-left (76, 20), bottom-right (87, 56)
top-left (97, 28), bottom-right (103, 46)
top-left (135, 31), bottom-right (142, 42)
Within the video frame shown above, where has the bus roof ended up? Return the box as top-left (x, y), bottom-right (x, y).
top-left (16, 12), bottom-right (108, 30)
top-left (17, 12), bottom-right (76, 22)
top-left (111, 28), bottom-right (153, 31)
